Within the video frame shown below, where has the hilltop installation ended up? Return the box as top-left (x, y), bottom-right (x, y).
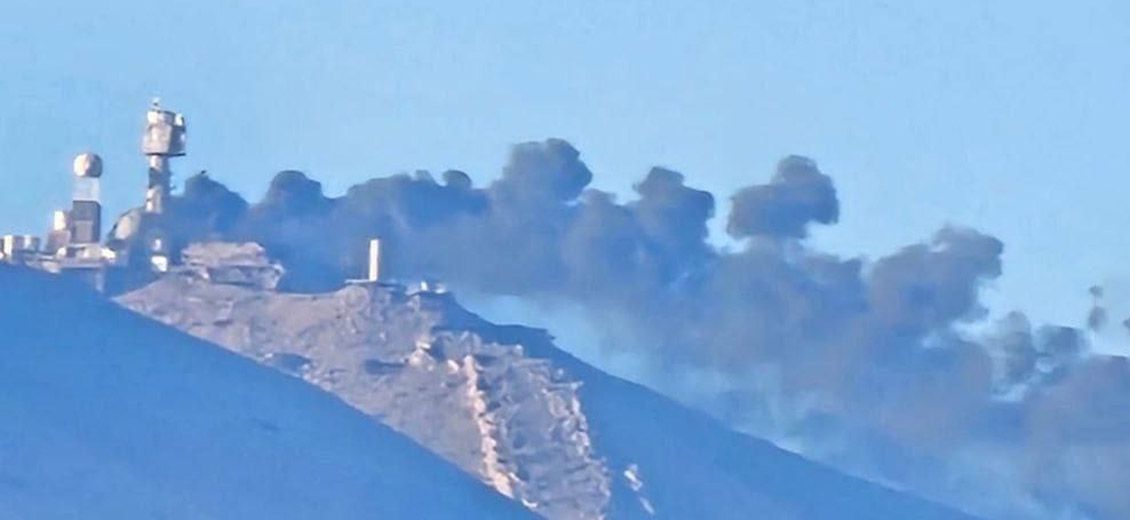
top-left (0, 100), bottom-right (185, 290)
top-left (0, 100), bottom-right (386, 293)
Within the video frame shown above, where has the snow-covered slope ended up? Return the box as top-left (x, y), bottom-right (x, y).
top-left (119, 273), bottom-right (972, 519)
top-left (0, 266), bottom-right (532, 519)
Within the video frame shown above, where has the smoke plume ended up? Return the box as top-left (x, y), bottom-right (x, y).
top-left (132, 139), bottom-right (1129, 518)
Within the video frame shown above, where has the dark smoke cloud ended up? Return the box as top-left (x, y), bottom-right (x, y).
top-left (135, 139), bottom-right (1129, 518)
top-left (259, 170), bottom-right (334, 217)
top-left (867, 227), bottom-right (1002, 339)
top-left (727, 155), bottom-right (838, 239)
top-left (495, 139), bottom-right (592, 203)
top-left (176, 172), bottom-right (248, 236)
top-left (1021, 356), bottom-right (1130, 519)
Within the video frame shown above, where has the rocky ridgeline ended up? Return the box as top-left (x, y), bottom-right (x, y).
top-left (116, 274), bottom-right (615, 519)
top-left (114, 249), bottom-right (972, 520)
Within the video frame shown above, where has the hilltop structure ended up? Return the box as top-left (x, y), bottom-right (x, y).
top-left (0, 100), bottom-right (389, 295)
top-left (0, 100), bottom-right (191, 291)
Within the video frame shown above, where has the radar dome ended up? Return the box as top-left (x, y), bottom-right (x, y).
top-left (73, 153), bottom-right (103, 178)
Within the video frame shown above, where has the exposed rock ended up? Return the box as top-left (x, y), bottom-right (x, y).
top-left (117, 274), bottom-right (973, 520)
top-left (179, 242), bottom-right (284, 290)
top-left (118, 275), bottom-right (611, 519)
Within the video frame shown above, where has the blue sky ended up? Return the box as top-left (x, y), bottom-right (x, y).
top-left (1, 0), bottom-right (1128, 333)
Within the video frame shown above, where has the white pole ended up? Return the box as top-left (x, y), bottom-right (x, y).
top-left (368, 239), bottom-right (381, 282)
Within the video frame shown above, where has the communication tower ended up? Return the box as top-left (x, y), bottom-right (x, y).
top-left (141, 99), bottom-right (187, 215)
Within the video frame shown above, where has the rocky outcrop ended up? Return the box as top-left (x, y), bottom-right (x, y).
top-left (117, 273), bottom-right (972, 520)
top-left (179, 242), bottom-right (284, 289)
top-left (117, 275), bottom-right (612, 519)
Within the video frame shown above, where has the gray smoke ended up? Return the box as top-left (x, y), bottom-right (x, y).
top-left (139, 140), bottom-right (1127, 518)
top-left (728, 155), bottom-right (839, 239)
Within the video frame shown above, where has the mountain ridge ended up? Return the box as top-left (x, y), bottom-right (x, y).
top-left (0, 265), bottom-right (533, 519)
top-left (118, 270), bottom-right (973, 519)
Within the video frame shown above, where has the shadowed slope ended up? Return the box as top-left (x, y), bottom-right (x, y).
top-left (119, 273), bottom-right (974, 519)
top-left (0, 266), bottom-right (532, 519)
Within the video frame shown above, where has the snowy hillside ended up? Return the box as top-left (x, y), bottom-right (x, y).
top-left (0, 266), bottom-right (532, 519)
top-left (119, 272), bottom-right (971, 519)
